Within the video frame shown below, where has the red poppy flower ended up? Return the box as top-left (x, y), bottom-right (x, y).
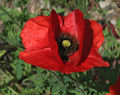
top-left (106, 75), bottom-right (120, 95)
top-left (19, 9), bottom-right (109, 74)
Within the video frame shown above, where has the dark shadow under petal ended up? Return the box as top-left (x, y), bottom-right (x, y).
top-left (48, 9), bottom-right (63, 64)
top-left (80, 19), bottom-right (93, 63)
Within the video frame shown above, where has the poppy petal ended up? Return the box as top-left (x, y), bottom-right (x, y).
top-left (106, 94), bottom-right (112, 95)
top-left (62, 9), bottom-right (85, 39)
top-left (20, 16), bottom-right (49, 50)
top-left (108, 76), bottom-right (120, 95)
top-left (69, 50), bottom-right (80, 66)
top-left (48, 9), bottom-right (63, 64)
top-left (80, 19), bottom-right (93, 62)
top-left (87, 20), bottom-right (104, 50)
top-left (19, 48), bottom-right (62, 71)
top-left (79, 48), bottom-right (109, 72)
top-left (62, 9), bottom-right (85, 64)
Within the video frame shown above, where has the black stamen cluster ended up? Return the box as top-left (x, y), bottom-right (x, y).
top-left (56, 33), bottom-right (79, 61)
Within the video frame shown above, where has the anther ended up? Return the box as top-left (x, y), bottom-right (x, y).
top-left (62, 40), bottom-right (71, 47)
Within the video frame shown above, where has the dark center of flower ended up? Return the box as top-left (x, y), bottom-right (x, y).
top-left (56, 33), bottom-right (79, 61)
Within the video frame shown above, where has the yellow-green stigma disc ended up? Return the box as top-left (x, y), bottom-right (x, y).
top-left (62, 40), bottom-right (71, 47)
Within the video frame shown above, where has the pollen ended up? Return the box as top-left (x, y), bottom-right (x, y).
top-left (62, 40), bottom-right (71, 47)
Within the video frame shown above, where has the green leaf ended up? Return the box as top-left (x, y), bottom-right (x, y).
top-left (103, 48), bottom-right (110, 57)
top-left (103, 27), bottom-right (109, 36)
top-left (15, 60), bottom-right (23, 80)
top-left (116, 19), bottom-right (120, 29)
top-left (0, 50), bottom-right (6, 58)
top-left (7, 87), bottom-right (19, 95)
top-left (0, 69), bottom-right (14, 86)
top-left (55, 9), bottom-right (65, 13)
top-left (70, 90), bottom-right (83, 95)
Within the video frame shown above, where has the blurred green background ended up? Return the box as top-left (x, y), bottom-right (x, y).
top-left (0, 0), bottom-right (120, 95)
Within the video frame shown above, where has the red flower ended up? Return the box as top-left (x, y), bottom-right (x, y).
top-left (106, 75), bottom-right (120, 95)
top-left (19, 9), bottom-right (109, 74)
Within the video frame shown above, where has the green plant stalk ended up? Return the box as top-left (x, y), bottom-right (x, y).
top-left (0, 7), bottom-right (22, 29)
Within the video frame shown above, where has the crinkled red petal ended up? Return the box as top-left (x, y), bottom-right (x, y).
top-left (62, 9), bottom-right (85, 65)
top-left (60, 48), bottom-right (109, 73)
top-left (62, 9), bottom-right (84, 39)
top-left (88, 20), bottom-right (104, 50)
top-left (19, 48), bottom-right (73, 74)
top-left (80, 19), bottom-right (93, 63)
top-left (80, 48), bottom-right (109, 70)
top-left (48, 9), bottom-right (63, 64)
top-left (20, 16), bottom-right (49, 50)
top-left (19, 48), bottom-right (63, 71)
top-left (106, 94), bottom-right (113, 95)
top-left (108, 75), bottom-right (120, 95)
top-left (69, 19), bottom-right (104, 65)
